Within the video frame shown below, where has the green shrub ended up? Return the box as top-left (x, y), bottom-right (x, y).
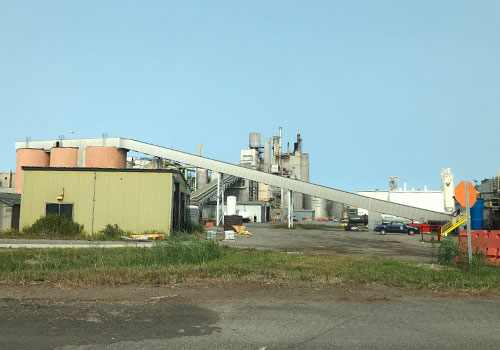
top-left (437, 237), bottom-right (488, 268)
top-left (436, 238), bottom-right (463, 265)
top-left (182, 223), bottom-right (205, 234)
top-left (97, 224), bottom-right (124, 240)
top-left (23, 214), bottom-right (83, 238)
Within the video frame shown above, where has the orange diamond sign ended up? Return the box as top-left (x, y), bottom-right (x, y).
top-left (455, 181), bottom-right (477, 207)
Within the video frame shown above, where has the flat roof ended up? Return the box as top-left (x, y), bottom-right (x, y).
top-left (22, 166), bottom-right (181, 174)
top-left (357, 190), bottom-right (442, 193)
top-left (0, 193), bottom-right (21, 205)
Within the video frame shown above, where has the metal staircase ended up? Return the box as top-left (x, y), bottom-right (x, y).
top-left (190, 175), bottom-right (239, 206)
top-left (441, 212), bottom-right (467, 236)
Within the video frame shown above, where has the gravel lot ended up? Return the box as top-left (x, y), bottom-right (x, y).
top-left (220, 223), bottom-right (438, 261)
top-left (0, 222), bottom-right (441, 262)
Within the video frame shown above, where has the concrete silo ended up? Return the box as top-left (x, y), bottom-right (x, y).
top-left (15, 149), bottom-right (50, 193)
top-left (50, 147), bottom-right (79, 167)
top-left (85, 147), bottom-right (127, 168)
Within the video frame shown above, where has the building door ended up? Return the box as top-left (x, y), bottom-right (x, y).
top-left (172, 182), bottom-right (180, 232)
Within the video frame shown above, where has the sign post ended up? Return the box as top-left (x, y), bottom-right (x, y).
top-left (455, 181), bottom-right (477, 267)
top-left (465, 181), bottom-right (472, 266)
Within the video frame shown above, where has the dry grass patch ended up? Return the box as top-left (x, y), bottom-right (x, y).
top-left (0, 245), bottom-right (498, 293)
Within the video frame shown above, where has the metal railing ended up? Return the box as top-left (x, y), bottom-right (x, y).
top-left (441, 211), bottom-right (467, 236)
top-left (190, 175), bottom-right (239, 206)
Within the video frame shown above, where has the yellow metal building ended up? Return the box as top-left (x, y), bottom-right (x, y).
top-left (19, 167), bottom-right (189, 235)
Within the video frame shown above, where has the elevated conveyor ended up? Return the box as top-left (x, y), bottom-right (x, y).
top-left (16, 137), bottom-right (452, 222)
top-left (190, 175), bottom-right (239, 206)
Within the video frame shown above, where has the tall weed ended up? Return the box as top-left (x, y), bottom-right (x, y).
top-left (436, 237), bottom-right (488, 269)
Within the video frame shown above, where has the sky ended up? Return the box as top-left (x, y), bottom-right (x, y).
top-left (1, 0), bottom-right (499, 192)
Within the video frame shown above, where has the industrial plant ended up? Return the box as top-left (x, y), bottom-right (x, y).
top-left (0, 130), bottom-right (499, 238)
top-left (190, 130), bottom-right (344, 223)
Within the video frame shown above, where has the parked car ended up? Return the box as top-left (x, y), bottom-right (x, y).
top-left (344, 224), bottom-right (360, 231)
top-left (374, 221), bottom-right (419, 235)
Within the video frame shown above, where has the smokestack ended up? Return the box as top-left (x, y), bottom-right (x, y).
top-left (264, 138), bottom-right (271, 172)
top-left (294, 134), bottom-right (302, 153)
top-left (273, 136), bottom-right (279, 155)
top-left (279, 127), bottom-right (282, 154)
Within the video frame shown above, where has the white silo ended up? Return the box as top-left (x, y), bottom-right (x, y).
top-left (196, 168), bottom-right (209, 190)
top-left (442, 168), bottom-right (455, 213)
top-left (226, 196), bottom-right (237, 215)
top-left (312, 197), bottom-right (328, 218)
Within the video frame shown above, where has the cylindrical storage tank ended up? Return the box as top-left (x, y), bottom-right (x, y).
top-left (249, 133), bottom-right (261, 148)
top-left (294, 193), bottom-right (304, 209)
top-left (15, 149), bottom-right (50, 194)
top-left (442, 168), bottom-right (455, 214)
top-left (201, 205), bottom-right (216, 220)
top-left (186, 205), bottom-right (200, 224)
top-left (50, 147), bottom-right (79, 167)
top-left (196, 168), bottom-right (209, 190)
top-left (85, 147), bottom-right (127, 168)
top-left (210, 170), bottom-right (219, 183)
top-left (313, 197), bottom-right (328, 218)
top-left (470, 198), bottom-right (484, 230)
top-left (226, 196), bottom-right (237, 215)
top-left (304, 195), bottom-right (313, 210)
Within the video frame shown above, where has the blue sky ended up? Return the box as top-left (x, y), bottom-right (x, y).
top-left (1, 0), bottom-right (499, 192)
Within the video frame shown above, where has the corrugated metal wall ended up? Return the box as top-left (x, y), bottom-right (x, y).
top-left (20, 170), bottom-right (175, 234)
top-left (0, 203), bottom-right (11, 231)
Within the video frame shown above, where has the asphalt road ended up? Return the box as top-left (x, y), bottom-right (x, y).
top-left (0, 226), bottom-right (496, 349)
top-left (0, 284), bottom-right (498, 350)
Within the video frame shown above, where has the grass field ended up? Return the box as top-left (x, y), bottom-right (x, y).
top-left (0, 240), bottom-right (498, 293)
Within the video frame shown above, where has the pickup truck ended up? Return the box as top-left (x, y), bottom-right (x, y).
top-left (374, 221), bottom-right (419, 235)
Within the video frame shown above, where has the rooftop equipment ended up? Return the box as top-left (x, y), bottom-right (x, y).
top-left (389, 177), bottom-right (399, 192)
top-left (249, 133), bottom-right (262, 149)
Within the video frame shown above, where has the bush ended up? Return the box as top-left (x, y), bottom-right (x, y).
top-left (436, 238), bottom-right (463, 265)
top-left (436, 237), bottom-right (488, 268)
top-left (23, 214), bottom-right (83, 238)
top-left (97, 224), bottom-right (124, 240)
top-left (183, 223), bottom-right (205, 234)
